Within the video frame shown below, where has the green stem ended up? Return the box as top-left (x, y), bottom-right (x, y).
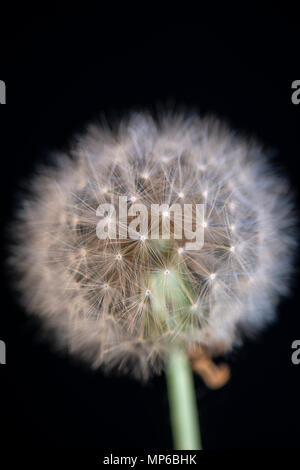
top-left (166, 347), bottom-right (202, 450)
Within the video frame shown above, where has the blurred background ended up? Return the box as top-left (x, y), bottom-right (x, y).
top-left (1, 3), bottom-right (300, 451)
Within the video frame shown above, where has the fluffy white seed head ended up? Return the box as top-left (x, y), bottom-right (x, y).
top-left (9, 112), bottom-right (296, 380)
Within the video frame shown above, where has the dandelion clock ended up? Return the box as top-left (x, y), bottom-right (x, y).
top-left (9, 111), bottom-right (296, 449)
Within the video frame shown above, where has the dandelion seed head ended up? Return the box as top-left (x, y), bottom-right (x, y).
top-left (9, 111), bottom-right (296, 380)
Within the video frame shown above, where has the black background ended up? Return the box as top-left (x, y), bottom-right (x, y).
top-left (1, 4), bottom-right (300, 452)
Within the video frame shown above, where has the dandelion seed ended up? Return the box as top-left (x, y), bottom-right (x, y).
top-left (80, 248), bottom-right (87, 257)
top-left (198, 164), bottom-right (206, 172)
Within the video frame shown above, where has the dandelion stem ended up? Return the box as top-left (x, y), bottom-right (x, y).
top-left (166, 347), bottom-right (202, 450)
